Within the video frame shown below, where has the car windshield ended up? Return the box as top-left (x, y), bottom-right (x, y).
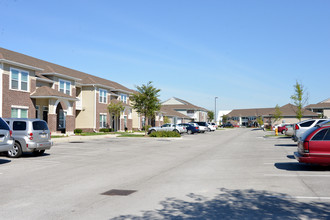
top-left (0, 118), bottom-right (10, 130)
top-left (33, 121), bottom-right (49, 130)
top-left (301, 127), bottom-right (318, 141)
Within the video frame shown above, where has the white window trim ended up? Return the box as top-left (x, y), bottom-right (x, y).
top-left (99, 89), bottom-right (107, 104)
top-left (120, 93), bottom-right (127, 104)
top-left (9, 67), bottom-right (30, 92)
top-left (59, 79), bottom-right (71, 95)
top-left (99, 113), bottom-right (107, 128)
top-left (11, 106), bottom-right (29, 118)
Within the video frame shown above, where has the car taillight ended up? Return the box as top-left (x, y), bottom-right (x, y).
top-left (50, 132), bottom-right (52, 138)
top-left (10, 130), bottom-right (12, 137)
top-left (196, 127), bottom-right (198, 129)
top-left (303, 141), bottom-right (309, 153)
top-left (295, 124), bottom-right (299, 130)
top-left (29, 133), bottom-right (33, 140)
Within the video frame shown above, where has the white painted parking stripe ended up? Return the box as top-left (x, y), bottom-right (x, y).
top-left (265, 174), bottom-right (330, 177)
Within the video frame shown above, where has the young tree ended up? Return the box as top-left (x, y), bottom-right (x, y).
top-left (108, 101), bottom-right (125, 130)
top-left (256, 116), bottom-right (264, 127)
top-left (130, 81), bottom-right (161, 136)
top-left (207, 111), bottom-right (214, 122)
top-left (163, 116), bottom-right (170, 124)
top-left (290, 81), bottom-right (308, 121)
top-left (222, 115), bottom-right (228, 124)
top-left (273, 104), bottom-right (283, 124)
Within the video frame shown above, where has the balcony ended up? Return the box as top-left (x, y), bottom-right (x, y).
top-left (76, 97), bottom-right (82, 110)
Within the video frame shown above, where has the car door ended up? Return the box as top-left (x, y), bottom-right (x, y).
top-left (160, 124), bottom-right (169, 131)
top-left (308, 128), bottom-right (330, 160)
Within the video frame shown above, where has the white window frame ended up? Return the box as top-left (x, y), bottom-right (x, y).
top-left (11, 105), bottom-right (29, 118)
top-left (99, 113), bottom-right (107, 128)
top-left (59, 79), bottom-right (71, 95)
top-left (10, 67), bottom-right (29, 92)
top-left (99, 89), bottom-right (107, 104)
top-left (120, 94), bottom-right (127, 104)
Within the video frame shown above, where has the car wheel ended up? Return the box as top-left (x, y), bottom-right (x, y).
top-left (187, 130), bottom-right (192, 135)
top-left (281, 130), bottom-right (284, 134)
top-left (174, 129), bottom-right (180, 134)
top-left (208, 128), bottom-right (211, 132)
top-left (150, 129), bottom-right (156, 134)
top-left (8, 141), bottom-right (23, 158)
top-left (32, 150), bottom-right (45, 156)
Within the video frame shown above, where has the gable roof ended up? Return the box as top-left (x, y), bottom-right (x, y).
top-left (227, 103), bottom-right (319, 117)
top-left (306, 102), bottom-right (330, 109)
top-left (162, 97), bottom-right (208, 112)
top-left (30, 86), bottom-right (77, 101)
top-left (161, 105), bottom-right (192, 119)
top-left (0, 47), bottom-right (134, 94)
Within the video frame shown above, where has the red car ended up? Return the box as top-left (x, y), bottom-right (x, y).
top-left (278, 125), bottom-right (288, 134)
top-left (294, 122), bottom-right (330, 165)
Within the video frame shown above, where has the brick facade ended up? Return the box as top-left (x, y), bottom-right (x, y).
top-left (66, 115), bottom-right (75, 133)
top-left (48, 114), bottom-right (57, 132)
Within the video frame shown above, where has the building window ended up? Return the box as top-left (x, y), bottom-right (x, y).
top-left (59, 79), bottom-right (71, 95)
top-left (11, 108), bottom-right (28, 118)
top-left (121, 94), bottom-right (127, 104)
top-left (99, 89), bottom-right (107, 104)
top-left (10, 68), bottom-right (29, 91)
top-left (100, 114), bottom-right (107, 128)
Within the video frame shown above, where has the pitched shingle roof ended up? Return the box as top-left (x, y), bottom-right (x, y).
top-left (162, 97), bottom-right (208, 112)
top-left (306, 102), bottom-right (330, 109)
top-left (0, 47), bottom-right (134, 93)
top-left (30, 86), bottom-right (77, 101)
top-left (161, 105), bottom-right (192, 119)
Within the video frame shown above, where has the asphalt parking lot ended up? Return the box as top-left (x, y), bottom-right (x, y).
top-left (1, 128), bottom-right (330, 219)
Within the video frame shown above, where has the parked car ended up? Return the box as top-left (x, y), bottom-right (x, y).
top-left (0, 118), bottom-right (14, 154)
top-left (223, 122), bottom-right (234, 128)
top-left (194, 122), bottom-right (209, 133)
top-left (178, 123), bottom-right (199, 134)
top-left (278, 124), bottom-right (289, 134)
top-left (294, 121), bottom-right (330, 165)
top-left (284, 124), bottom-right (294, 136)
top-left (4, 118), bottom-right (53, 158)
top-left (208, 122), bottom-right (217, 131)
top-left (148, 123), bottom-right (185, 134)
top-left (292, 119), bottom-right (327, 142)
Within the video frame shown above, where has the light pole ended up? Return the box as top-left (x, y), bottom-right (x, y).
top-left (215, 97), bottom-right (218, 123)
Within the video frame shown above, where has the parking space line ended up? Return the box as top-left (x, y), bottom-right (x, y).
top-left (265, 174), bottom-right (330, 177)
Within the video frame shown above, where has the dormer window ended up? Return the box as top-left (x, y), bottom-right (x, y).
top-left (59, 79), bottom-right (71, 95)
top-left (99, 89), bottom-right (107, 104)
top-left (121, 94), bottom-right (127, 104)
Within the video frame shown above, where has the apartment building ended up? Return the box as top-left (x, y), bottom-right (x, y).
top-left (0, 47), bottom-right (133, 134)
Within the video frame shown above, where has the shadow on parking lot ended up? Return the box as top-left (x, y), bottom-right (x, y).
top-left (275, 144), bottom-right (297, 147)
top-left (0, 158), bottom-right (11, 164)
top-left (251, 128), bottom-right (263, 131)
top-left (275, 162), bottom-right (330, 171)
top-left (21, 153), bottom-right (51, 158)
top-left (111, 188), bottom-right (330, 219)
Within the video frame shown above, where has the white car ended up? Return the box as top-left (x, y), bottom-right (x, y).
top-left (148, 123), bottom-right (186, 134)
top-left (208, 122), bottom-right (217, 131)
top-left (194, 122), bottom-right (209, 133)
top-left (292, 119), bottom-right (327, 142)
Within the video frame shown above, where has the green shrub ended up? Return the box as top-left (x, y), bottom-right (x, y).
top-left (74, 129), bottom-right (82, 134)
top-left (149, 131), bottom-right (181, 138)
top-left (99, 128), bottom-right (111, 132)
top-left (142, 125), bottom-right (151, 131)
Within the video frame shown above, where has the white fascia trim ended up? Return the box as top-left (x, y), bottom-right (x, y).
top-left (42, 72), bottom-right (82, 81)
top-left (36, 77), bottom-right (54, 83)
top-left (0, 59), bottom-right (44, 71)
top-left (11, 105), bottom-right (29, 109)
top-left (30, 95), bottom-right (78, 101)
top-left (82, 83), bottom-right (115, 91)
top-left (113, 88), bottom-right (133, 94)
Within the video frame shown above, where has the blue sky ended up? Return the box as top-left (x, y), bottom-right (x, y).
top-left (1, 0), bottom-right (329, 111)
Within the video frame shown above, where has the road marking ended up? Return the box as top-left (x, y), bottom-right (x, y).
top-left (265, 174), bottom-right (330, 177)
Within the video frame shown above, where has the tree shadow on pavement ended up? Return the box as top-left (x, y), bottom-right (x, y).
top-left (111, 188), bottom-right (330, 219)
top-left (275, 162), bottom-right (330, 171)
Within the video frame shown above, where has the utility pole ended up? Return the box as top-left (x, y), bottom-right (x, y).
top-left (215, 97), bottom-right (218, 123)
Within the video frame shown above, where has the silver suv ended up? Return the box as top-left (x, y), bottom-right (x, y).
top-left (0, 118), bottom-right (14, 153)
top-left (148, 123), bottom-right (186, 134)
top-left (4, 118), bottom-right (53, 158)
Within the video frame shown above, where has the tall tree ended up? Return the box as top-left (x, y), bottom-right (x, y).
top-left (273, 104), bottom-right (283, 124)
top-left (290, 81), bottom-right (308, 121)
top-left (130, 81), bottom-right (161, 136)
top-left (207, 111), bottom-right (214, 122)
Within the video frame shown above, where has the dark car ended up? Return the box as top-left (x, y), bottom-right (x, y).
top-left (294, 121), bottom-right (330, 165)
top-left (178, 123), bottom-right (199, 134)
top-left (223, 122), bottom-right (234, 128)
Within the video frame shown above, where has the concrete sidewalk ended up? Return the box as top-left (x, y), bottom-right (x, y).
top-left (52, 134), bottom-right (118, 143)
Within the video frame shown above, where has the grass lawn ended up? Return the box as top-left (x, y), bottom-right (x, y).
top-left (51, 135), bottom-right (68, 138)
top-left (76, 132), bottom-right (112, 136)
top-left (117, 134), bottom-right (146, 137)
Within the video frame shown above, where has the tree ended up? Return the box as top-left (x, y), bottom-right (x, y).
top-left (273, 104), bottom-right (283, 124)
top-left (108, 101), bottom-right (125, 130)
top-left (256, 116), bottom-right (264, 127)
top-left (290, 81), bottom-right (308, 121)
top-left (207, 111), bottom-right (214, 122)
top-left (222, 115), bottom-right (228, 124)
top-left (163, 116), bottom-right (170, 124)
top-left (130, 81), bottom-right (161, 136)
